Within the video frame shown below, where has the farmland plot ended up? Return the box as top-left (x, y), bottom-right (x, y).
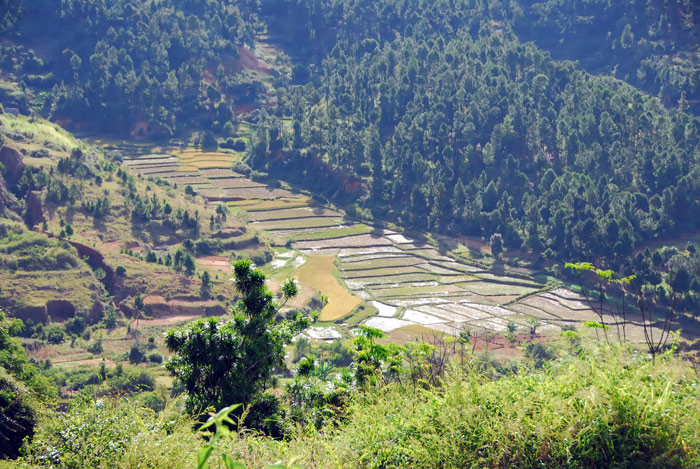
top-left (102, 140), bottom-right (640, 343)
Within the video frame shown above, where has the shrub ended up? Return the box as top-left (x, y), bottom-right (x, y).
top-left (64, 316), bottom-right (85, 336)
top-left (45, 325), bottom-right (65, 344)
top-left (128, 344), bottom-right (145, 364)
top-left (139, 391), bottom-right (165, 412)
top-left (87, 338), bottom-right (103, 354)
top-left (0, 370), bottom-right (37, 459)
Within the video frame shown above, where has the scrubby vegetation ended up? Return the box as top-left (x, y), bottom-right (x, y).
top-left (15, 341), bottom-right (700, 468)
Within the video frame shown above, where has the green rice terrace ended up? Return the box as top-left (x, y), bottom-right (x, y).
top-left (94, 136), bottom-right (680, 348)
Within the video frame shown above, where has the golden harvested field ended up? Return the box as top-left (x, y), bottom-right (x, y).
top-left (295, 256), bottom-right (362, 321)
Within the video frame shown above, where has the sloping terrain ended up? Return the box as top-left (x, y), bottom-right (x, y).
top-left (99, 136), bottom-right (678, 345)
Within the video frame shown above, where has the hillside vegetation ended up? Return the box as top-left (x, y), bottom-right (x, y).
top-left (249, 0), bottom-right (700, 282)
top-left (1, 1), bottom-right (700, 467)
top-left (15, 344), bottom-right (700, 468)
top-left (1, 0), bottom-right (264, 136)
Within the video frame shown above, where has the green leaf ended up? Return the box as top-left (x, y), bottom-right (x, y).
top-left (222, 454), bottom-right (246, 469)
top-left (197, 446), bottom-right (214, 469)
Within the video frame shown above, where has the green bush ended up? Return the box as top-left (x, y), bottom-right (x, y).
top-left (45, 325), bottom-right (65, 344)
top-left (0, 369), bottom-right (37, 459)
top-left (128, 344), bottom-right (145, 364)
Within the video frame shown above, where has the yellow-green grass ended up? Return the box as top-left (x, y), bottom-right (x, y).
top-left (199, 168), bottom-right (243, 178)
top-left (209, 178), bottom-right (267, 188)
top-left (239, 197), bottom-right (310, 211)
top-left (475, 272), bottom-right (542, 287)
top-left (429, 260), bottom-right (485, 273)
top-left (341, 255), bottom-right (425, 272)
top-left (382, 324), bottom-right (448, 344)
top-left (341, 257), bottom-right (424, 271)
top-left (174, 150), bottom-right (235, 159)
top-left (372, 283), bottom-right (465, 298)
top-left (289, 224), bottom-right (373, 242)
top-left (354, 273), bottom-right (439, 286)
top-left (341, 302), bottom-right (378, 325)
top-left (179, 155), bottom-right (236, 163)
top-left (0, 113), bottom-right (77, 151)
top-left (343, 265), bottom-right (427, 279)
top-left (0, 269), bottom-right (101, 311)
top-left (295, 256), bottom-right (362, 322)
top-left (247, 207), bottom-right (340, 221)
top-left (179, 159), bottom-right (235, 169)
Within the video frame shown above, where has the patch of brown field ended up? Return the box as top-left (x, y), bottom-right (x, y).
top-left (235, 103), bottom-right (258, 116)
top-left (137, 314), bottom-right (201, 327)
top-left (457, 235), bottom-right (491, 255)
top-left (144, 295), bottom-right (167, 304)
top-left (381, 325), bottom-right (446, 345)
top-left (198, 255), bottom-right (233, 273)
top-left (235, 46), bottom-right (273, 74)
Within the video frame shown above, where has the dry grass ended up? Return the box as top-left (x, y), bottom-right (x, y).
top-left (295, 256), bottom-right (362, 321)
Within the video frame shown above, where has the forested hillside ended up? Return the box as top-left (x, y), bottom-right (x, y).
top-left (0, 0), bottom-right (262, 136)
top-left (1, 0), bottom-right (698, 292)
top-left (249, 0), bottom-right (700, 278)
top-left (514, 0), bottom-right (699, 110)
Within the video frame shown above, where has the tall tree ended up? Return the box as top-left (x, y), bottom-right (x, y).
top-left (165, 259), bottom-right (311, 417)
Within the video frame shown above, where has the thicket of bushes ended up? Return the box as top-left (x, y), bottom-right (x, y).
top-left (17, 346), bottom-right (700, 468)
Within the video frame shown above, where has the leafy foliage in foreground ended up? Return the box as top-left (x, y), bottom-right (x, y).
top-left (165, 259), bottom-right (310, 421)
top-left (19, 346), bottom-right (700, 468)
top-left (0, 309), bottom-right (57, 459)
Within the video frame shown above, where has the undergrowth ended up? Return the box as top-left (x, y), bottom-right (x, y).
top-left (12, 346), bottom-right (700, 468)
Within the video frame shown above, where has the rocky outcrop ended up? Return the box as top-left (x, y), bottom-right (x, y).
top-left (63, 240), bottom-right (115, 291)
top-left (46, 300), bottom-right (76, 321)
top-left (0, 173), bottom-right (21, 220)
top-left (24, 190), bottom-right (46, 227)
top-left (12, 304), bottom-right (49, 323)
top-left (0, 146), bottom-right (25, 187)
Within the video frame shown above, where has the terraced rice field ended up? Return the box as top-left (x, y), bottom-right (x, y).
top-left (99, 141), bottom-right (669, 343)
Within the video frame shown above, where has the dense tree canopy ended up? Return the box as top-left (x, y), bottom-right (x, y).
top-left (248, 0), bottom-right (700, 276)
top-left (0, 0), bottom-right (261, 135)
